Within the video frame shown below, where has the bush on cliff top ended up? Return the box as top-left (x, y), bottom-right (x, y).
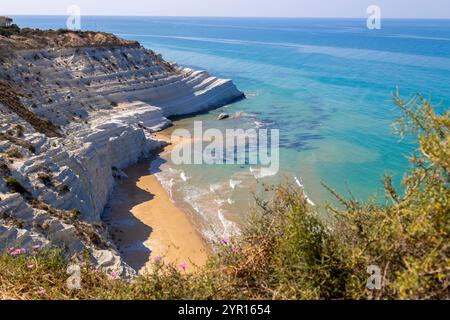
top-left (0, 92), bottom-right (448, 300)
top-left (0, 24), bottom-right (20, 37)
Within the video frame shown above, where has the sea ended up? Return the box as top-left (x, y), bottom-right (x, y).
top-left (13, 16), bottom-right (450, 239)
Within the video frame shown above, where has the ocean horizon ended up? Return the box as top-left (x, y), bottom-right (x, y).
top-left (11, 15), bottom-right (450, 239)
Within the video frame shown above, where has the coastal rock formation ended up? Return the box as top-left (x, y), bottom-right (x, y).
top-left (217, 113), bottom-right (230, 120)
top-left (0, 29), bottom-right (244, 275)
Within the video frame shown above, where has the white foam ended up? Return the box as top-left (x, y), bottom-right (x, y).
top-left (294, 176), bottom-right (303, 188)
top-left (250, 167), bottom-right (278, 179)
top-left (294, 176), bottom-right (316, 206)
top-left (214, 198), bottom-right (226, 205)
top-left (180, 171), bottom-right (190, 182)
top-left (229, 179), bottom-right (242, 190)
top-left (210, 183), bottom-right (222, 193)
top-left (218, 209), bottom-right (240, 239)
top-left (177, 182), bottom-right (241, 241)
top-left (182, 189), bottom-right (208, 220)
top-left (167, 178), bottom-right (174, 199)
top-left (254, 121), bottom-right (263, 128)
top-left (153, 169), bottom-right (176, 202)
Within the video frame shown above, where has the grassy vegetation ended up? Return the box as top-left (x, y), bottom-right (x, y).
top-left (0, 93), bottom-right (448, 300)
top-left (0, 80), bottom-right (61, 138)
top-left (0, 24), bottom-right (20, 37)
top-left (6, 148), bottom-right (23, 159)
top-left (4, 177), bottom-right (29, 196)
top-left (0, 133), bottom-right (35, 153)
top-left (0, 27), bottom-right (139, 51)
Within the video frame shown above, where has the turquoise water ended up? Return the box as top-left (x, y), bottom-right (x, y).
top-left (14, 16), bottom-right (450, 237)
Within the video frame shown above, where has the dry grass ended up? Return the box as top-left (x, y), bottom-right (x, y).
top-left (0, 158), bottom-right (11, 177)
top-left (0, 28), bottom-right (139, 51)
top-left (0, 80), bottom-right (61, 138)
top-left (0, 133), bottom-right (35, 153)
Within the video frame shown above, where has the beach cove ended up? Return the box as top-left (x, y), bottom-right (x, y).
top-left (104, 132), bottom-right (210, 273)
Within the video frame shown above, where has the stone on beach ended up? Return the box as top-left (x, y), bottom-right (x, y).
top-left (217, 113), bottom-right (230, 120)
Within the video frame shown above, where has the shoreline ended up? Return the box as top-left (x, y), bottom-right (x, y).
top-left (106, 132), bottom-right (210, 274)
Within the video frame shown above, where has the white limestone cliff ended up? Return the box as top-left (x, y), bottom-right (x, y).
top-left (0, 33), bottom-right (244, 275)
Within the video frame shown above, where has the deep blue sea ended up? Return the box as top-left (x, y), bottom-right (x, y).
top-left (12, 16), bottom-right (450, 237)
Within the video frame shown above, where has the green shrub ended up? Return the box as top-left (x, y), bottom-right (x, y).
top-left (4, 177), bottom-right (29, 196)
top-left (0, 93), bottom-right (448, 300)
top-left (0, 24), bottom-right (20, 37)
top-left (216, 92), bottom-right (449, 299)
top-left (6, 148), bottom-right (23, 159)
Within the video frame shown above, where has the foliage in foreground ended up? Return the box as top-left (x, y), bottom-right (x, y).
top-left (0, 93), bottom-right (448, 300)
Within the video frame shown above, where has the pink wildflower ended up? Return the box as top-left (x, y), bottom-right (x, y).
top-left (154, 255), bottom-right (162, 263)
top-left (90, 265), bottom-right (101, 273)
top-left (179, 263), bottom-right (188, 271)
top-left (27, 264), bottom-right (35, 269)
top-left (220, 238), bottom-right (230, 246)
top-left (36, 289), bottom-right (46, 295)
top-left (10, 248), bottom-right (26, 256)
top-left (110, 271), bottom-right (119, 279)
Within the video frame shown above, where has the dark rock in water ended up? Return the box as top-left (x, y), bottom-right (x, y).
top-left (217, 113), bottom-right (230, 120)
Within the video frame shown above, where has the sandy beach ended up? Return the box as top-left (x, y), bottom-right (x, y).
top-left (106, 132), bottom-right (209, 274)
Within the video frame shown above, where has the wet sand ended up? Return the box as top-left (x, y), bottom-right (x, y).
top-left (106, 133), bottom-right (209, 274)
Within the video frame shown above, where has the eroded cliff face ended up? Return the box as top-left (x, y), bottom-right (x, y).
top-left (0, 30), bottom-right (244, 275)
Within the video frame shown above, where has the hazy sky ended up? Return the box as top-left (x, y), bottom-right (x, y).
top-left (3, 0), bottom-right (450, 19)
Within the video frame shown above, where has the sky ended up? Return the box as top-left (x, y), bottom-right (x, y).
top-left (2, 0), bottom-right (450, 19)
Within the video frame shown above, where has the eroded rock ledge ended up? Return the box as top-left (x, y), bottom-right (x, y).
top-left (0, 29), bottom-right (244, 276)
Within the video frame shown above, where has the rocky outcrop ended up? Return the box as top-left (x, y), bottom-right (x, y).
top-left (217, 113), bottom-right (230, 120)
top-left (0, 30), bottom-right (244, 275)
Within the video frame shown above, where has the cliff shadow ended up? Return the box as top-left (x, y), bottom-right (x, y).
top-left (103, 155), bottom-right (168, 272)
